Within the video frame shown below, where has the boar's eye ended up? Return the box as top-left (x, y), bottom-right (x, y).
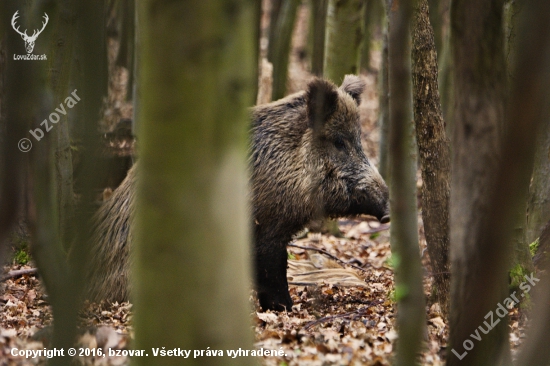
top-left (334, 138), bottom-right (346, 151)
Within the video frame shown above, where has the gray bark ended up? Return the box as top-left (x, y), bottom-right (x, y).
top-left (447, 0), bottom-right (513, 364)
top-left (388, 1), bottom-right (425, 365)
top-left (411, 0), bottom-right (450, 313)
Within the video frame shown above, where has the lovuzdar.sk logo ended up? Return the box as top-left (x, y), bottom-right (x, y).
top-left (11, 10), bottom-right (48, 60)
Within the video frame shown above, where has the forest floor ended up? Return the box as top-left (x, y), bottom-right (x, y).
top-left (0, 3), bottom-right (527, 365)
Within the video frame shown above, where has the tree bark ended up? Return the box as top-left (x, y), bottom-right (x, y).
top-left (267, 0), bottom-right (283, 63)
top-left (0, 1), bottom-right (30, 282)
top-left (388, 1), bottom-right (425, 365)
top-left (324, 0), bottom-right (365, 83)
top-left (499, 2), bottom-right (550, 365)
top-left (447, 0), bottom-right (511, 364)
top-left (411, 0), bottom-right (450, 313)
top-left (360, 0), bottom-right (384, 72)
top-left (309, 0), bottom-right (329, 76)
top-left (518, 223), bottom-right (550, 365)
top-left (48, 0), bottom-right (76, 250)
top-left (377, 19), bottom-right (390, 182)
top-left (525, 121), bottom-right (550, 246)
top-left (133, 1), bottom-right (258, 364)
top-left (270, 0), bottom-right (300, 100)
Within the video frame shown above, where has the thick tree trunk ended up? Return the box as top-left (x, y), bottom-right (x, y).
top-left (324, 0), bottom-right (365, 83)
top-left (388, 1), bottom-right (425, 365)
top-left (133, 2), bottom-right (258, 364)
top-left (500, 2), bottom-right (550, 365)
top-left (270, 0), bottom-right (300, 100)
top-left (411, 0), bottom-right (450, 313)
top-left (447, 0), bottom-right (512, 365)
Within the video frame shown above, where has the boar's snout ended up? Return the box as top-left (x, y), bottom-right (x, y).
top-left (356, 165), bottom-right (390, 224)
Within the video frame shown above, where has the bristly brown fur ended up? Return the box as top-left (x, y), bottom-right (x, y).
top-left (340, 74), bottom-right (366, 105)
top-left (85, 75), bottom-right (389, 311)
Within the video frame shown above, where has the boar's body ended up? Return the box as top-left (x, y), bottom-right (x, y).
top-left (85, 75), bottom-right (389, 311)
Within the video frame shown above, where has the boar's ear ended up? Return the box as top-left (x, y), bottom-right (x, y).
top-left (306, 78), bottom-right (338, 131)
top-left (340, 75), bottom-right (365, 105)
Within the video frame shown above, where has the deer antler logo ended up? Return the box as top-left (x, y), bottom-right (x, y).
top-left (11, 11), bottom-right (49, 54)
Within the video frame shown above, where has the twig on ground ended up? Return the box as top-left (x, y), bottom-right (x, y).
top-left (288, 244), bottom-right (370, 272)
top-left (1, 268), bottom-right (38, 282)
top-left (304, 299), bottom-right (384, 330)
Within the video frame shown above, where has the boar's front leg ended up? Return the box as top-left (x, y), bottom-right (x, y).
top-left (254, 232), bottom-right (293, 311)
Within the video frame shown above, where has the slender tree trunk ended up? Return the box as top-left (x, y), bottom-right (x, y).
top-left (503, 0), bottom-right (522, 82)
top-left (267, 0), bottom-right (283, 63)
top-left (64, 3), bottom-right (109, 364)
top-left (270, 0), bottom-right (300, 100)
top-left (518, 223), bottom-right (550, 365)
top-left (426, 0), bottom-right (449, 59)
top-left (525, 122), bottom-right (550, 246)
top-left (502, 0), bottom-right (534, 288)
top-left (388, 1), bottom-right (425, 365)
top-left (0, 1), bottom-right (30, 277)
top-left (377, 12), bottom-right (390, 182)
top-left (436, 0), bottom-right (452, 134)
top-left (447, 0), bottom-right (512, 364)
top-left (411, 0), bottom-right (450, 313)
top-left (309, 0), bottom-right (329, 76)
top-left (115, 0), bottom-right (135, 100)
top-left (48, 0), bottom-right (76, 250)
top-left (360, 0), bottom-right (383, 72)
top-left (324, 0), bottom-right (365, 83)
top-left (133, 2), bottom-right (258, 364)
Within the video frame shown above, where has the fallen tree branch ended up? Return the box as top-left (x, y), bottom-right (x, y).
top-left (304, 299), bottom-right (384, 330)
top-left (288, 244), bottom-right (370, 272)
top-left (1, 268), bottom-right (38, 282)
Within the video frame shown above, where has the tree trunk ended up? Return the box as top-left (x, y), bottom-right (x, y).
top-left (518, 223), bottom-right (550, 365)
top-left (426, 0), bottom-right (449, 59)
top-left (115, 0), bottom-right (135, 101)
top-left (377, 19), bottom-right (390, 182)
top-left (270, 0), bottom-right (300, 100)
top-left (388, 1), bottom-right (425, 365)
top-left (447, 0), bottom-right (511, 364)
top-left (435, 0), bottom-right (452, 134)
top-left (525, 122), bottom-right (550, 246)
top-left (502, 1), bottom-right (534, 288)
top-left (503, 0), bottom-right (522, 82)
top-left (0, 1), bottom-right (30, 279)
top-left (48, 0), bottom-right (76, 250)
top-left (499, 2), bottom-right (550, 365)
top-left (133, 1), bottom-right (258, 364)
top-left (267, 0), bottom-right (283, 63)
top-left (309, 0), bottom-right (329, 76)
top-left (411, 0), bottom-right (450, 313)
top-left (360, 0), bottom-right (384, 72)
top-left (324, 0), bottom-right (365, 83)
